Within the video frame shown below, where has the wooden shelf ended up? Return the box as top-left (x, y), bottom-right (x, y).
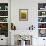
top-left (0, 3), bottom-right (8, 37)
top-left (38, 16), bottom-right (46, 17)
top-left (0, 22), bottom-right (8, 23)
top-left (0, 10), bottom-right (8, 11)
top-left (0, 16), bottom-right (8, 17)
top-left (38, 10), bottom-right (46, 11)
top-left (38, 22), bottom-right (46, 23)
top-left (38, 28), bottom-right (46, 29)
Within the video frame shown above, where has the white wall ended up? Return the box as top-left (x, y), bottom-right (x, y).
top-left (0, 0), bottom-right (46, 46)
top-left (11, 0), bottom-right (46, 46)
top-left (11, 0), bottom-right (38, 30)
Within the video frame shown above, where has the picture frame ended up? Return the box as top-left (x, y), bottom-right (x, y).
top-left (19, 9), bottom-right (28, 21)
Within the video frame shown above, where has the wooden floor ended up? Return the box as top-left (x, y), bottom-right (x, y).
top-left (0, 45), bottom-right (8, 46)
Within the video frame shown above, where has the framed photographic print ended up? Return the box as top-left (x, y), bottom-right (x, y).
top-left (19, 9), bottom-right (28, 21)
